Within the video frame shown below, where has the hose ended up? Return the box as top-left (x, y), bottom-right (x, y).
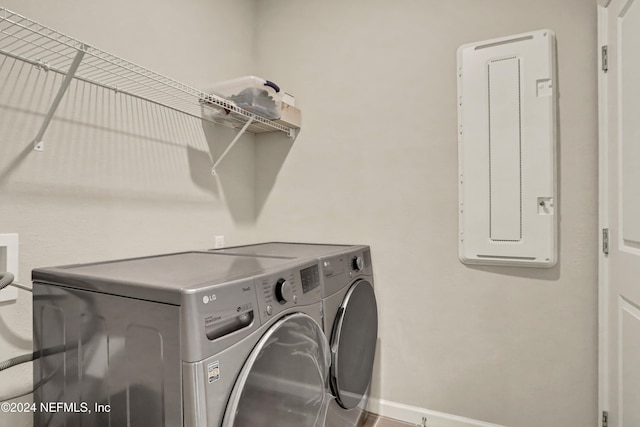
top-left (0, 271), bottom-right (37, 374)
top-left (0, 271), bottom-right (15, 292)
top-left (0, 345), bottom-right (66, 372)
top-left (0, 352), bottom-right (34, 372)
top-left (0, 271), bottom-right (22, 371)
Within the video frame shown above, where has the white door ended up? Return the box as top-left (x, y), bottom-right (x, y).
top-left (599, 0), bottom-right (640, 426)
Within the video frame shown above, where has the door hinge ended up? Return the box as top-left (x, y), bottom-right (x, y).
top-left (602, 45), bottom-right (609, 72)
top-left (602, 410), bottom-right (608, 427)
top-left (602, 228), bottom-right (609, 255)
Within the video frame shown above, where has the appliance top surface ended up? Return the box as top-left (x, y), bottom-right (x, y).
top-left (211, 242), bottom-right (365, 258)
top-left (32, 251), bottom-right (300, 304)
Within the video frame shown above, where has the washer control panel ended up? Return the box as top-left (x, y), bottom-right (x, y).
top-left (351, 255), bottom-right (365, 271)
top-left (255, 261), bottom-right (321, 322)
top-left (274, 277), bottom-right (294, 303)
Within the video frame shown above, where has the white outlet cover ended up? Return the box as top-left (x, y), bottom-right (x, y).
top-left (0, 233), bottom-right (19, 302)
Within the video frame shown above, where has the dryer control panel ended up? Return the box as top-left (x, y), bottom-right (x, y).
top-left (255, 261), bottom-right (322, 323)
top-left (320, 248), bottom-right (373, 297)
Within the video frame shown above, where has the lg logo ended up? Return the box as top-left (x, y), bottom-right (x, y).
top-left (202, 294), bottom-right (217, 304)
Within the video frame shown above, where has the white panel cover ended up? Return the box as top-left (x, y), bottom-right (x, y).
top-left (457, 30), bottom-right (557, 267)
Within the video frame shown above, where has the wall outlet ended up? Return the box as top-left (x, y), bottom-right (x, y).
top-left (214, 236), bottom-right (225, 249)
top-left (0, 234), bottom-right (19, 303)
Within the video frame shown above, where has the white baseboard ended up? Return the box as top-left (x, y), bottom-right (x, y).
top-left (366, 398), bottom-right (506, 427)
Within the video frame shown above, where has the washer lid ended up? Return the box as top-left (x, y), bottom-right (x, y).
top-left (329, 280), bottom-right (378, 409)
top-left (223, 313), bottom-right (330, 427)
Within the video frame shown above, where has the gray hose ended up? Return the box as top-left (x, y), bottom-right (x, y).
top-left (0, 271), bottom-right (15, 291)
top-left (0, 345), bottom-right (66, 372)
top-left (0, 272), bottom-right (57, 374)
top-left (0, 352), bottom-right (35, 372)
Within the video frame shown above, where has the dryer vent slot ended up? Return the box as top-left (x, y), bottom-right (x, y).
top-left (206, 311), bottom-right (254, 341)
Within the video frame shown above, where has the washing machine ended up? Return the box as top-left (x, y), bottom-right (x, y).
top-left (210, 243), bottom-right (378, 427)
top-left (31, 251), bottom-right (331, 427)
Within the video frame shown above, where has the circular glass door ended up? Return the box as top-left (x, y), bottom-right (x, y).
top-left (329, 280), bottom-right (378, 409)
top-left (223, 312), bottom-right (330, 427)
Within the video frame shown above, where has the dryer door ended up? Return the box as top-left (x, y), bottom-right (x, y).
top-left (329, 279), bottom-right (378, 409)
top-left (222, 312), bottom-right (330, 427)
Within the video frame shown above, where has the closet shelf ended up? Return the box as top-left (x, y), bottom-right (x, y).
top-left (0, 7), bottom-right (296, 148)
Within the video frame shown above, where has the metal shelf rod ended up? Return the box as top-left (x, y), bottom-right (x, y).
top-left (32, 44), bottom-right (86, 151)
top-left (211, 118), bottom-right (254, 175)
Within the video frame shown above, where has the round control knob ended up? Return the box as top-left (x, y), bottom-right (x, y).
top-left (275, 278), bottom-right (293, 304)
top-left (352, 256), bottom-right (364, 271)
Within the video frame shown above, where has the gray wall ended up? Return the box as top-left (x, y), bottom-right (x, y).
top-left (252, 1), bottom-right (598, 426)
top-left (0, 1), bottom-right (599, 427)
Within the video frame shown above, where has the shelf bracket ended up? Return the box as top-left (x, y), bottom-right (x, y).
top-left (211, 117), bottom-right (254, 175)
top-left (33, 44), bottom-right (87, 151)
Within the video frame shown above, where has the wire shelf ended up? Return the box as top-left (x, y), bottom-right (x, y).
top-left (0, 7), bottom-right (294, 136)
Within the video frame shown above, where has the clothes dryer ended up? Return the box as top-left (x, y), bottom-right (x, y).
top-left (211, 243), bottom-right (378, 427)
top-left (32, 251), bottom-right (330, 427)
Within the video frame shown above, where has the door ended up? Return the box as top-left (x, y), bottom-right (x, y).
top-left (599, 0), bottom-right (640, 425)
top-left (329, 280), bottom-right (378, 409)
top-left (222, 313), bottom-right (330, 427)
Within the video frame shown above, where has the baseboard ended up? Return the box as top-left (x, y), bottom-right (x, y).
top-left (366, 398), bottom-right (506, 427)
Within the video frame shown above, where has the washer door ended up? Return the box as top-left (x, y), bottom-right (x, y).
top-left (222, 312), bottom-right (330, 427)
top-left (329, 279), bottom-right (378, 409)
